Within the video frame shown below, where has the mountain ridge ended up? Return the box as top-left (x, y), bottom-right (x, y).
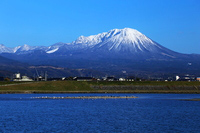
top-left (0, 28), bottom-right (200, 78)
top-left (0, 28), bottom-right (198, 56)
top-left (0, 28), bottom-right (183, 55)
top-left (0, 28), bottom-right (191, 60)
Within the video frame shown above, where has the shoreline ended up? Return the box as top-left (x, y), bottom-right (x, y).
top-left (181, 98), bottom-right (200, 101)
top-left (1, 90), bottom-right (200, 94)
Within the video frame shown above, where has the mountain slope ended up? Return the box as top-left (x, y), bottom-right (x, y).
top-left (0, 55), bottom-right (105, 77)
top-left (0, 55), bottom-right (29, 77)
top-left (0, 28), bottom-right (200, 78)
top-left (46, 28), bottom-right (186, 60)
top-left (0, 44), bottom-right (14, 53)
top-left (73, 28), bottom-right (159, 52)
top-left (0, 28), bottom-right (188, 59)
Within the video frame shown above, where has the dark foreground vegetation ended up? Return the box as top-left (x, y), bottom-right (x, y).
top-left (0, 81), bottom-right (200, 94)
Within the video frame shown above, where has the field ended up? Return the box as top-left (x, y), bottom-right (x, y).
top-left (0, 81), bottom-right (200, 94)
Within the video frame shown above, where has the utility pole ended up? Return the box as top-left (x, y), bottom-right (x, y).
top-left (35, 68), bottom-right (39, 81)
top-left (45, 71), bottom-right (48, 81)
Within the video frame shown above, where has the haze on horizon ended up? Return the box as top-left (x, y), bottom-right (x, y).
top-left (0, 0), bottom-right (199, 54)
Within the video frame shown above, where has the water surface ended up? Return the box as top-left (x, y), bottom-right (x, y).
top-left (0, 93), bottom-right (200, 132)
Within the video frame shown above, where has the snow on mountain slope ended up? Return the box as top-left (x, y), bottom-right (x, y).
top-left (45, 42), bottom-right (73, 54)
top-left (93, 28), bottom-right (161, 52)
top-left (47, 42), bottom-right (67, 51)
top-left (0, 28), bottom-right (179, 58)
top-left (72, 32), bottom-right (107, 48)
top-left (16, 44), bottom-right (33, 52)
top-left (70, 28), bottom-right (172, 55)
top-left (0, 44), bottom-right (14, 53)
top-left (13, 46), bottom-right (21, 53)
top-left (46, 48), bottom-right (59, 54)
top-left (0, 44), bottom-right (34, 53)
top-left (16, 44), bottom-right (45, 52)
top-left (103, 28), bottom-right (155, 46)
top-left (14, 44), bottom-right (49, 54)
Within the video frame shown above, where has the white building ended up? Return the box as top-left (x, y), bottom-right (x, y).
top-left (176, 76), bottom-right (180, 81)
top-left (15, 73), bottom-right (21, 79)
top-left (119, 78), bottom-right (126, 81)
top-left (13, 73), bottom-right (33, 82)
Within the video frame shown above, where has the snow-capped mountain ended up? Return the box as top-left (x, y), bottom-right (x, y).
top-left (0, 28), bottom-right (197, 59)
top-left (72, 28), bottom-right (158, 51)
top-left (94, 28), bottom-right (161, 52)
top-left (0, 44), bottom-right (48, 54)
top-left (1, 28), bottom-right (200, 77)
top-left (46, 42), bottom-right (70, 54)
top-left (57, 28), bottom-right (179, 60)
top-left (72, 28), bottom-right (169, 53)
top-left (0, 28), bottom-right (179, 58)
top-left (14, 44), bottom-right (49, 54)
top-left (0, 44), bottom-right (14, 53)
top-left (71, 32), bottom-right (107, 48)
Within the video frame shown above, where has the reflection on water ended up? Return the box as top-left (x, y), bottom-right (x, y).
top-left (0, 93), bottom-right (200, 132)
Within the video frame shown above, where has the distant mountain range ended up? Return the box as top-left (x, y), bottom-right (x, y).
top-left (1, 28), bottom-right (200, 78)
top-left (0, 55), bottom-right (105, 78)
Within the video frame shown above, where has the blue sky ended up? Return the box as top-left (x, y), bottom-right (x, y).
top-left (0, 0), bottom-right (199, 54)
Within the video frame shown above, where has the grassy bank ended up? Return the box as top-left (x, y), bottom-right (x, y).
top-left (0, 81), bottom-right (200, 94)
top-left (87, 81), bottom-right (200, 86)
top-left (0, 81), bottom-right (92, 93)
top-left (0, 81), bottom-right (24, 85)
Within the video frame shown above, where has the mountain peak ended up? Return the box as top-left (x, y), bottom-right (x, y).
top-left (0, 44), bottom-right (14, 53)
top-left (18, 44), bottom-right (32, 51)
top-left (106, 28), bottom-right (151, 42)
top-left (108, 28), bottom-right (139, 34)
top-left (70, 28), bottom-right (163, 53)
top-left (107, 28), bottom-right (141, 36)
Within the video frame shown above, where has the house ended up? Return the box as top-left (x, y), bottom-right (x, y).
top-left (126, 78), bottom-right (134, 81)
top-left (119, 78), bottom-right (126, 81)
top-left (197, 77), bottom-right (200, 81)
top-left (13, 73), bottom-right (33, 81)
top-left (176, 76), bottom-right (180, 81)
top-left (176, 75), bottom-right (196, 81)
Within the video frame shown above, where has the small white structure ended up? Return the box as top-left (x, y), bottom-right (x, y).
top-left (13, 73), bottom-right (33, 82)
top-left (127, 78), bottom-right (134, 81)
top-left (176, 76), bottom-right (180, 81)
top-left (21, 76), bottom-right (33, 81)
top-left (119, 78), bottom-right (126, 81)
top-left (15, 73), bottom-right (21, 79)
